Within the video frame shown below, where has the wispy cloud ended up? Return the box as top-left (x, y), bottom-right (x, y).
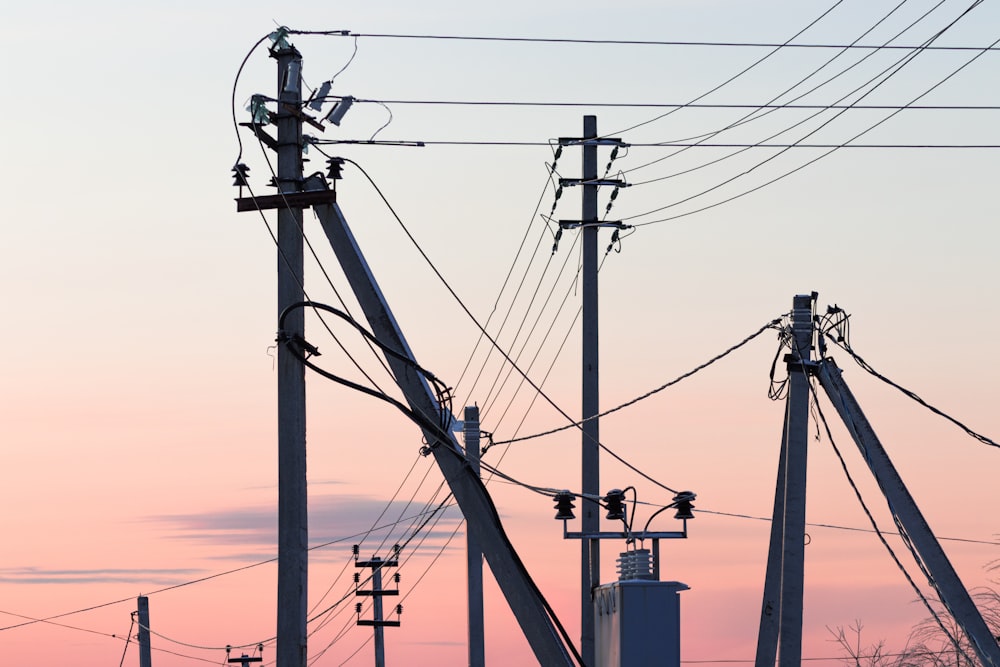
top-left (151, 493), bottom-right (462, 560)
top-left (0, 567), bottom-right (205, 586)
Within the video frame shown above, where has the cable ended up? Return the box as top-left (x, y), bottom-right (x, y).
top-left (826, 337), bottom-right (1000, 450)
top-left (623, 2), bottom-right (991, 223)
top-left (492, 317), bottom-right (782, 446)
top-left (290, 28), bottom-right (1000, 52)
top-left (118, 612), bottom-right (135, 667)
top-left (806, 365), bottom-right (972, 663)
top-left (337, 156), bottom-right (689, 498)
top-left (619, 0), bottom-right (943, 182)
top-left (344, 98), bottom-right (1000, 111)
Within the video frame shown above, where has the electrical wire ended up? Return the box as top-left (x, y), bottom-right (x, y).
top-left (805, 364), bottom-right (972, 663)
top-left (826, 337), bottom-right (1000, 450)
top-left (623, 2), bottom-right (996, 226)
top-left (491, 317), bottom-right (782, 446)
top-left (618, 0), bottom-right (945, 182)
top-left (289, 28), bottom-right (1000, 52)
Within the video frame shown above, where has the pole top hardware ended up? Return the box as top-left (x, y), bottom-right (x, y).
top-left (559, 178), bottom-right (630, 188)
top-left (557, 136), bottom-right (628, 147)
top-left (558, 220), bottom-right (630, 230)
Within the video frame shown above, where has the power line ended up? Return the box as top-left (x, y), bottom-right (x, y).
top-left (342, 98), bottom-right (1000, 111)
top-left (290, 28), bottom-right (1000, 52)
top-left (315, 138), bottom-right (1000, 149)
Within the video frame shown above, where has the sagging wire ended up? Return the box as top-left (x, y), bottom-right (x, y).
top-left (276, 300), bottom-right (454, 445)
top-left (818, 305), bottom-right (1000, 450)
top-left (492, 317), bottom-right (784, 447)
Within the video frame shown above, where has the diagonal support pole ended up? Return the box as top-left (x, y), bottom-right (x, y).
top-left (313, 202), bottom-right (574, 667)
top-left (816, 358), bottom-right (1000, 667)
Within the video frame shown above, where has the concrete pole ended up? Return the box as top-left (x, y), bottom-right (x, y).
top-left (464, 406), bottom-right (486, 667)
top-left (580, 114), bottom-right (600, 667)
top-left (137, 595), bottom-right (152, 667)
top-left (816, 360), bottom-right (1000, 667)
top-left (372, 558), bottom-right (386, 667)
top-left (754, 399), bottom-right (790, 667)
top-left (778, 294), bottom-right (813, 667)
top-left (274, 44), bottom-right (308, 667)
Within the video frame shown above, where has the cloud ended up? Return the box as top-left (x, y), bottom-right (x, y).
top-left (151, 493), bottom-right (463, 560)
top-left (0, 567), bottom-right (205, 586)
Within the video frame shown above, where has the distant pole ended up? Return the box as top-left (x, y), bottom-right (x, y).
top-left (372, 559), bottom-right (386, 667)
top-left (137, 596), bottom-right (152, 667)
top-left (355, 552), bottom-right (401, 667)
top-left (274, 43), bottom-right (308, 667)
top-left (580, 114), bottom-right (600, 667)
top-left (464, 406), bottom-right (486, 667)
top-left (778, 294), bottom-right (813, 667)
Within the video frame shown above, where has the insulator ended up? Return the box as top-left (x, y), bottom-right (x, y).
top-left (603, 488), bottom-right (626, 521)
top-left (352, 544), bottom-right (359, 559)
top-left (396, 604), bottom-right (403, 615)
top-left (355, 603), bottom-right (362, 614)
top-left (353, 573), bottom-right (360, 584)
top-left (326, 157), bottom-right (345, 180)
top-left (393, 544), bottom-right (401, 556)
top-left (553, 146), bottom-right (563, 162)
top-left (394, 573), bottom-right (400, 583)
top-left (673, 490), bottom-right (696, 520)
top-left (232, 163), bottom-right (250, 187)
top-left (616, 549), bottom-right (654, 581)
top-left (553, 490), bottom-right (576, 520)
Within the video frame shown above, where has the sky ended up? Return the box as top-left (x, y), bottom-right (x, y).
top-left (2, 1), bottom-right (999, 665)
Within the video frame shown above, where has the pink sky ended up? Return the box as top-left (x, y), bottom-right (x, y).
top-left (2, 1), bottom-right (999, 665)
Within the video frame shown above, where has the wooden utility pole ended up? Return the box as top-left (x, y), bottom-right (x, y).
top-left (137, 595), bottom-right (152, 667)
top-left (273, 42), bottom-right (308, 667)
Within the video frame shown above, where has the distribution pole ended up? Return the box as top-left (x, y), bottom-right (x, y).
top-left (273, 43), bottom-right (308, 667)
top-left (464, 406), bottom-right (486, 667)
top-left (372, 559), bottom-right (386, 667)
top-left (355, 552), bottom-right (401, 667)
top-left (137, 595), bottom-right (152, 667)
top-left (580, 114), bottom-right (600, 667)
top-left (778, 294), bottom-right (813, 667)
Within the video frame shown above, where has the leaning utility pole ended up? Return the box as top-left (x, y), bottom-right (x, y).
top-left (273, 42), bottom-right (308, 667)
top-left (816, 359), bottom-right (1000, 667)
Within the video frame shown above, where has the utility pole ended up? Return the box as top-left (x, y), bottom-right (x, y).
top-left (464, 406), bottom-right (486, 667)
top-left (779, 293), bottom-right (812, 667)
top-left (580, 115), bottom-right (600, 667)
top-left (556, 116), bottom-right (628, 665)
top-left (137, 595), bottom-right (152, 667)
top-left (355, 550), bottom-right (401, 667)
top-left (754, 294), bottom-right (812, 667)
top-left (273, 42), bottom-right (308, 667)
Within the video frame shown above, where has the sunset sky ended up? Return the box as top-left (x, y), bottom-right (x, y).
top-left (2, 1), bottom-right (999, 665)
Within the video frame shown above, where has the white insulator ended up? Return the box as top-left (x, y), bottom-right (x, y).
top-left (616, 549), bottom-right (654, 581)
